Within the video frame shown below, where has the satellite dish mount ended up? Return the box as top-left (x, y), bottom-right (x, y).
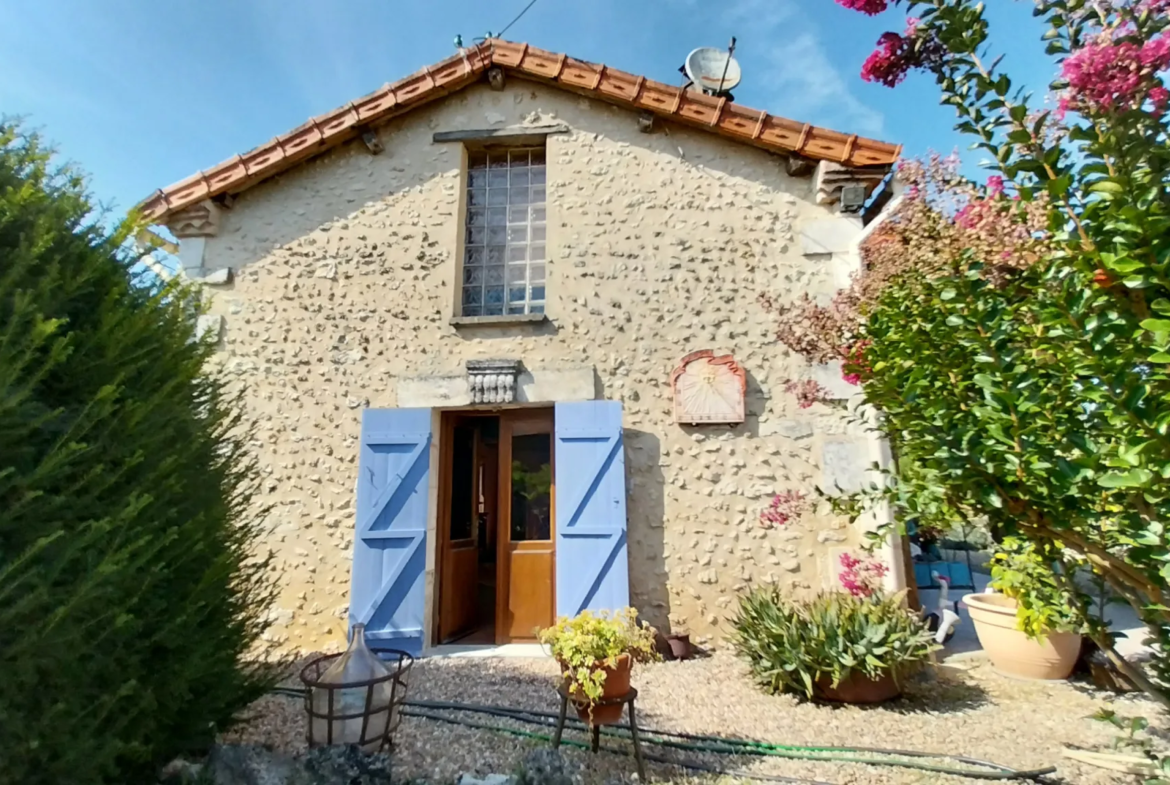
top-left (683, 38), bottom-right (741, 100)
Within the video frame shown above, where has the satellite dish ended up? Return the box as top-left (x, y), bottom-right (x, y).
top-left (684, 47), bottom-right (742, 95)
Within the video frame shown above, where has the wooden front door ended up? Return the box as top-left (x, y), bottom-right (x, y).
top-left (438, 422), bottom-right (479, 642)
top-left (497, 410), bottom-right (555, 642)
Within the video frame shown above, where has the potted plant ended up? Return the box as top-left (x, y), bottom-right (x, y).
top-left (962, 537), bottom-right (1085, 680)
top-left (731, 588), bottom-right (938, 704)
top-left (538, 608), bottom-right (659, 724)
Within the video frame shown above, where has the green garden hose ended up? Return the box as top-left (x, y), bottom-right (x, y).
top-left (404, 707), bottom-right (836, 785)
top-left (269, 687), bottom-right (1055, 782)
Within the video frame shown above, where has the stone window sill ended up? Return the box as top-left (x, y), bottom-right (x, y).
top-left (449, 314), bottom-right (549, 327)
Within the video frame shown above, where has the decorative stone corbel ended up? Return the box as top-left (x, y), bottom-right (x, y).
top-left (361, 130), bottom-right (384, 155)
top-left (814, 161), bottom-right (888, 210)
top-left (466, 358), bottom-right (523, 403)
top-left (487, 66), bottom-right (506, 91)
top-left (166, 199), bottom-right (223, 238)
top-left (785, 154), bottom-right (816, 178)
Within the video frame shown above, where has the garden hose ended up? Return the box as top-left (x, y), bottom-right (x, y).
top-left (401, 699), bottom-right (1054, 781)
top-left (405, 707), bottom-right (835, 785)
top-left (269, 687), bottom-right (1055, 781)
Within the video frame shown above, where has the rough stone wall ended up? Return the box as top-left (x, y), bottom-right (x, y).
top-left (193, 81), bottom-right (883, 654)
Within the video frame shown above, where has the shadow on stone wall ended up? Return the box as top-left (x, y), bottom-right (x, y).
top-left (624, 428), bottom-right (670, 632)
top-left (449, 320), bottom-right (559, 342)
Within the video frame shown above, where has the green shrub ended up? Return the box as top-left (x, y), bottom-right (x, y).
top-left (0, 123), bottom-right (277, 784)
top-left (731, 589), bottom-right (938, 699)
top-left (990, 537), bottom-right (1088, 638)
top-left (537, 608), bottom-right (658, 704)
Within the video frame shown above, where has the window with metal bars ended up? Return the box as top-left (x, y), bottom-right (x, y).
top-left (461, 147), bottom-right (547, 317)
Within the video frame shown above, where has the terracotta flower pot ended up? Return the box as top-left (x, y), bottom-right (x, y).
top-left (963, 593), bottom-right (1081, 680)
top-left (560, 653), bottom-right (632, 725)
top-left (814, 671), bottom-right (902, 704)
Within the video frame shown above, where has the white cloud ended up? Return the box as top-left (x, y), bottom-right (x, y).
top-left (755, 32), bottom-right (886, 138)
top-left (677, 0), bottom-right (886, 137)
top-left (720, 0), bottom-right (800, 30)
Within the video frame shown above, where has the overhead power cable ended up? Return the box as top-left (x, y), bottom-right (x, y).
top-left (498, 0), bottom-right (541, 38)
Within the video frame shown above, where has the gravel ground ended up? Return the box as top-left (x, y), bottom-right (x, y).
top-left (223, 652), bottom-right (1167, 785)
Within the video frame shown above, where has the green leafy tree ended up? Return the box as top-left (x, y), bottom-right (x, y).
top-left (811, 0), bottom-right (1170, 707)
top-left (0, 123), bottom-right (277, 784)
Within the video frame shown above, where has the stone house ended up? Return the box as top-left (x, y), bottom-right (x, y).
top-left (140, 39), bottom-right (905, 656)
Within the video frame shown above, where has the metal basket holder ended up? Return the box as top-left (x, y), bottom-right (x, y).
top-left (300, 647), bottom-right (414, 752)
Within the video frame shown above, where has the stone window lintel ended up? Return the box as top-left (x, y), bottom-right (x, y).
top-left (432, 124), bottom-right (569, 145)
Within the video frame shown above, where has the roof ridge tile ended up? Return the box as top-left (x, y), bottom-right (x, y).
top-left (139, 38), bottom-right (899, 221)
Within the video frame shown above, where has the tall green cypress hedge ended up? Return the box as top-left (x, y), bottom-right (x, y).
top-left (0, 124), bottom-right (277, 784)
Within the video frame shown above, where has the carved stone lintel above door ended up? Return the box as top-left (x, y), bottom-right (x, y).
top-left (466, 359), bottom-right (524, 404)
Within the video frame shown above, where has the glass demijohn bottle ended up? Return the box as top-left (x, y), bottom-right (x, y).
top-left (310, 623), bottom-right (395, 751)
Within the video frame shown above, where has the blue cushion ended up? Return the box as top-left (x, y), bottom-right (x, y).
top-left (914, 561), bottom-right (974, 589)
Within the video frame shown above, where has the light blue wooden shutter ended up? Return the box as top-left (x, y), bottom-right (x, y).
top-left (554, 401), bottom-right (629, 616)
top-left (349, 408), bottom-right (431, 656)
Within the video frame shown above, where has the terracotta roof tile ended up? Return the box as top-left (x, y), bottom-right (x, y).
top-left (140, 40), bottom-right (900, 222)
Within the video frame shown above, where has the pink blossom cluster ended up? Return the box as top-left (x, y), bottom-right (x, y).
top-left (891, 154), bottom-right (1052, 270)
top-left (954, 199), bottom-right (994, 230)
top-left (759, 491), bottom-right (809, 529)
top-left (1060, 34), bottom-right (1170, 116)
top-left (785, 379), bottom-right (831, 409)
top-left (835, 0), bottom-right (888, 15)
top-left (841, 339), bottom-right (872, 386)
top-left (861, 32), bottom-right (915, 87)
top-left (950, 178), bottom-right (1050, 264)
top-left (839, 552), bottom-right (889, 599)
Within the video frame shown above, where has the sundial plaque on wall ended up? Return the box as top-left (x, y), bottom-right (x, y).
top-left (671, 350), bottom-right (746, 425)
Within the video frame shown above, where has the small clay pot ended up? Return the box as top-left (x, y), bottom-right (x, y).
top-left (814, 671), bottom-right (901, 704)
top-left (560, 653), bottom-right (632, 725)
top-left (666, 633), bottom-right (693, 661)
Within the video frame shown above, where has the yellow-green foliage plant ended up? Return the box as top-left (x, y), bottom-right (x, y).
top-left (538, 608), bottom-right (658, 704)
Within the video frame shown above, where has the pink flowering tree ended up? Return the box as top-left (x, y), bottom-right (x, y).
top-left (759, 490), bottom-right (811, 529)
top-left (839, 552), bottom-right (890, 598)
top-left (783, 378), bottom-right (832, 409)
top-left (824, 0), bottom-right (1170, 707)
top-left (762, 154), bottom-right (1051, 382)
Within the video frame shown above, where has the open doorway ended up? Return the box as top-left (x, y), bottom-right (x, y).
top-left (437, 414), bottom-right (497, 644)
top-left (436, 409), bottom-right (555, 646)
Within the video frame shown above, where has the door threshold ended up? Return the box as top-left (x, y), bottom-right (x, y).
top-left (423, 642), bottom-right (549, 659)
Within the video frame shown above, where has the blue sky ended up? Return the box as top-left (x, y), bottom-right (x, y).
top-left (1, 0), bottom-right (1057, 215)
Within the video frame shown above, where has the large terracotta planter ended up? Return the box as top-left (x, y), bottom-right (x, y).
top-left (560, 653), bottom-right (631, 725)
top-left (814, 671), bottom-right (902, 704)
top-left (963, 593), bottom-right (1081, 680)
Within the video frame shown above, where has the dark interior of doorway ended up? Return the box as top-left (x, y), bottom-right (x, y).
top-left (444, 415), bottom-right (499, 644)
